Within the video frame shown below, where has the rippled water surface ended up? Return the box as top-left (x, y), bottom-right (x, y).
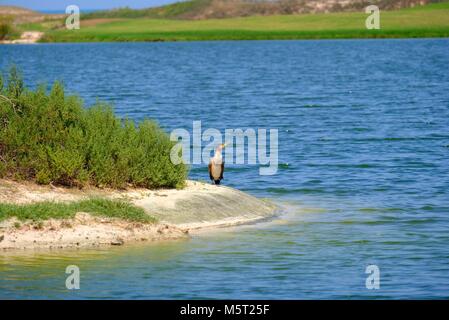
top-left (0, 39), bottom-right (448, 299)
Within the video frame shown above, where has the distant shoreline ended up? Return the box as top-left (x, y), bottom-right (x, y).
top-left (2, 2), bottom-right (449, 43)
top-left (38, 32), bottom-right (449, 43)
top-left (2, 33), bottom-right (449, 45)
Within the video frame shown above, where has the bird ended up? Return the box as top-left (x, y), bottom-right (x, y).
top-left (208, 143), bottom-right (226, 185)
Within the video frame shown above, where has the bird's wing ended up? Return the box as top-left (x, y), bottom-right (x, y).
top-left (208, 162), bottom-right (214, 181)
top-left (220, 162), bottom-right (224, 180)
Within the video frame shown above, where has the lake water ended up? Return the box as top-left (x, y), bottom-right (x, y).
top-left (0, 39), bottom-right (448, 299)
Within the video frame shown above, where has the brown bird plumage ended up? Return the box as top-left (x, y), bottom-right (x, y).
top-left (208, 144), bottom-right (226, 185)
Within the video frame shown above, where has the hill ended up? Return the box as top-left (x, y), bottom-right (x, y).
top-left (0, 5), bottom-right (63, 24)
top-left (83, 0), bottom-right (441, 20)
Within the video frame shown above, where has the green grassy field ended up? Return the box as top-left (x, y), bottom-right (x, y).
top-left (40, 2), bottom-right (449, 42)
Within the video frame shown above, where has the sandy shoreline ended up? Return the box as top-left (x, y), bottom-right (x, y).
top-left (0, 179), bottom-right (277, 250)
top-left (0, 31), bottom-right (44, 44)
top-left (0, 213), bottom-right (189, 250)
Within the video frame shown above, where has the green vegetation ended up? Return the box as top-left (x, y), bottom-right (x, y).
top-left (0, 198), bottom-right (156, 223)
top-left (16, 19), bottom-right (63, 33)
top-left (82, 0), bottom-right (211, 19)
top-left (37, 1), bottom-right (449, 42)
top-left (0, 15), bottom-right (14, 40)
top-left (0, 67), bottom-right (187, 189)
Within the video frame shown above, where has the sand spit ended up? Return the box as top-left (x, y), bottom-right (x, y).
top-left (0, 213), bottom-right (188, 250)
top-left (0, 180), bottom-right (277, 250)
top-left (0, 31), bottom-right (44, 44)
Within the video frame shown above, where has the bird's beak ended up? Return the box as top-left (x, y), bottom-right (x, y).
top-left (222, 143), bottom-right (227, 148)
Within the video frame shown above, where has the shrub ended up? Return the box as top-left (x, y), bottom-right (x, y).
top-left (0, 16), bottom-right (13, 40)
top-left (0, 67), bottom-right (188, 189)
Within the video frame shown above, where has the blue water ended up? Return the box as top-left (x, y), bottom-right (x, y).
top-left (0, 39), bottom-right (448, 299)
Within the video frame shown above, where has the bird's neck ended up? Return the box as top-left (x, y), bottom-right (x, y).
top-left (213, 150), bottom-right (222, 162)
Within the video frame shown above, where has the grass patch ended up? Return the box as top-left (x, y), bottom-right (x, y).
top-left (16, 20), bottom-right (63, 33)
top-left (0, 67), bottom-right (188, 189)
top-left (38, 2), bottom-right (449, 42)
top-left (0, 198), bottom-right (156, 223)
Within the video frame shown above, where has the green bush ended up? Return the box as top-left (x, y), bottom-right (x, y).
top-left (0, 16), bottom-right (13, 40)
top-left (0, 67), bottom-right (188, 189)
